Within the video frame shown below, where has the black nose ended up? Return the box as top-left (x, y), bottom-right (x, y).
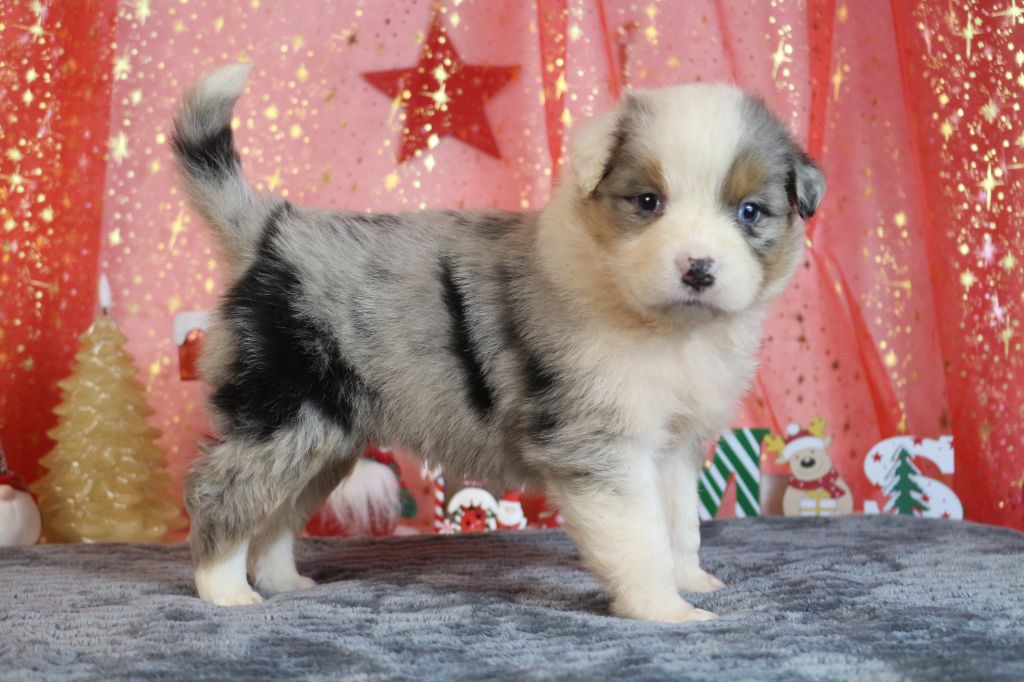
top-left (799, 457), bottom-right (816, 469)
top-left (682, 258), bottom-right (716, 292)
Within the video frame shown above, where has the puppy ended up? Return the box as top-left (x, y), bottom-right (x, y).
top-left (173, 64), bottom-right (823, 622)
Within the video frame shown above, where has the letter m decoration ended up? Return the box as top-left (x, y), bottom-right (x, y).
top-left (698, 428), bottom-right (770, 520)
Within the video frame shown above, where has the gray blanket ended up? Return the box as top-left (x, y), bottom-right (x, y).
top-left (1, 516), bottom-right (1022, 681)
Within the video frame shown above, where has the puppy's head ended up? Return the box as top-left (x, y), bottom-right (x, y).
top-left (568, 84), bottom-right (824, 320)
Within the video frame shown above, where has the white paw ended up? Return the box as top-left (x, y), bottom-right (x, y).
top-left (676, 568), bottom-right (726, 593)
top-left (612, 594), bottom-right (718, 623)
top-left (255, 573), bottom-right (317, 595)
top-left (207, 587), bottom-right (264, 607)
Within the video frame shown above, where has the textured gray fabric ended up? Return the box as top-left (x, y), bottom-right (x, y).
top-left (1, 516), bottom-right (1022, 681)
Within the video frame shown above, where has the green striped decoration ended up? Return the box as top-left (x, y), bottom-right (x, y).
top-left (698, 428), bottom-right (770, 520)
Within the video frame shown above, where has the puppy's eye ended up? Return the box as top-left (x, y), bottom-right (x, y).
top-left (634, 193), bottom-right (662, 214)
top-left (738, 202), bottom-right (762, 224)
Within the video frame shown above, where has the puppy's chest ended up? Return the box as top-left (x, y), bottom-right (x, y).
top-left (580, 328), bottom-right (758, 446)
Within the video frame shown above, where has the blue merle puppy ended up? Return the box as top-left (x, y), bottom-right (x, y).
top-left (173, 64), bottom-right (823, 622)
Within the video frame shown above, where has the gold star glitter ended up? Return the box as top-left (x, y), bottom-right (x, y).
top-left (21, 89), bottom-right (33, 105)
top-left (561, 108), bottom-right (573, 126)
top-left (981, 98), bottom-right (998, 123)
top-left (433, 64), bottom-right (449, 84)
top-left (297, 64), bottom-right (309, 82)
top-left (129, 89), bottom-right (143, 105)
top-left (1001, 252), bottom-right (1017, 271)
top-left (2, 170), bottom-right (25, 190)
top-left (424, 154), bottom-right (436, 172)
top-left (25, 68), bottom-right (37, 83)
top-left (107, 132), bottom-right (129, 163)
top-left (831, 63), bottom-right (845, 101)
top-left (384, 171), bottom-right (399, 190)
top-left (555, 72), bottom-right (568, 98)
top-left (894, 211), bottom-right (907, 227)
top-left (113, 55), bottom-right (131, 80)
top-left (1000, 317), bottom-right (1014, 357)
top-left (108, 228), bottom-right (122, 246)
top-left (884, 350), bottom-right (897, 368)
top-left (430, 83), bottom-right (449, 110)
top-left (978, 163), bottom-right (1003, 210)
top-left (264, 105), bottom-right (279, 120)
top-left (837, 3), bottom-right (849, 22)
top-left (940, 119), bottom-right (954, 141)
top-left (266, 168), bottom-right (283, 191)
top-left (960, 12), bottom-right (980, 60)
top-left (173, 19), bottom-right (185, 34)
top-left (39, 206), bottom-right (53, 223)
top-left (133, 0), bottom-right (151, 24)
top-left (645, 25), bottom-right (659, 44)
top-left (994, 0), bottom-right (1024, 24)
top-left (960, 269), bottom-right (977, 290)
top-left (770, 38), bottom-right (792, 79)
top-left (4, 148), bottom-right (22, 162)
top-left (568, 24), bottom-right (582, 41)
top-left (168, 210), bottom-right (185, 250)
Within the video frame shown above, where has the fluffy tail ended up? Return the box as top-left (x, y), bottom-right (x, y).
top-left (171, 63), bottom-right (268, 266)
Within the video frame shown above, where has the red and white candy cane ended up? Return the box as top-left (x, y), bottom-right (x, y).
top-left (432, 475), bottom-right (446, 532)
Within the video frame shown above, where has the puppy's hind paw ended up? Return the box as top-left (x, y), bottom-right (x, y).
top-left (677, 568), bottom-right (726, 593)
top-left (208, 587), bottom-right (264, 607)
top-left (255, 573), bottom-right (317, 595)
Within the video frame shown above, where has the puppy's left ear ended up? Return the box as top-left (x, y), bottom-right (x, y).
top-left (790, 152), bottom-right (826, 219)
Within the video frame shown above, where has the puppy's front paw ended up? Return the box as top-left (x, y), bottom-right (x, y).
top-left (612, 594), bottom-right (717, 623)
top-left (255, 573), bottom-right (317, 595)
top-left (676, 568), bottom-right (726, 593)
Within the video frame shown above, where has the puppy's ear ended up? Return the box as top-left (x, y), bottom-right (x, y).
top-left (569, 108), bottom-right (620, 195)
top-left (790, 152), bottom-right (826, 219)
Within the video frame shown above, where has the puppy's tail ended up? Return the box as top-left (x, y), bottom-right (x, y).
top-left (171, 63), bottom-right (269, 266)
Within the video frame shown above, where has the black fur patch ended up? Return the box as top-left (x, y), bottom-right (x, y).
top-left (211, 208), bottom-right (363, 441)
top-left (171, 125), bottom-right (238, 178)
top-left (497, 268), bottom-right (562, 443)
top-left (439, 258), bottom-right (494, 418)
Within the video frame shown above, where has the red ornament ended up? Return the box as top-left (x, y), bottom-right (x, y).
top-left (362, 13), bottom-right (519, 163)
top-left (178, 328), bottom-right (205, 381)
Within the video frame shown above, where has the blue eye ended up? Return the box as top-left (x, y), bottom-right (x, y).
top-left (738, 202), bottom-right (762, 224)
top-left (635, 193), bottom-right (662, 213)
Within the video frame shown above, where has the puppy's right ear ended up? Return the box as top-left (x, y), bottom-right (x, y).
top-left (569, 108), bottom-right (620, 195)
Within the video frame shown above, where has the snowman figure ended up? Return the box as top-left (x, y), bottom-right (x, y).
top-left (0, 443), bottom-right (42, 546)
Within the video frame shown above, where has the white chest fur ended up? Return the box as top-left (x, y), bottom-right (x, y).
top-left (567, 312), bottom-right (764, 454)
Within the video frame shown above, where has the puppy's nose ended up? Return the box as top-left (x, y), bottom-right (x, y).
top-left (681, 258), bottom-right (717, 292)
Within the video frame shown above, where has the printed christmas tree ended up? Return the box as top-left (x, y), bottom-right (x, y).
top-left (33, 315), bottom-right (184, 542)
top-left (883, 447), bottom-right (929, 516)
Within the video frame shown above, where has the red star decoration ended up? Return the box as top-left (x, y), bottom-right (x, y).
top-left (872, 453), bottom-right (882, 462)
top-left (362, 15), bottom-right (519, 163)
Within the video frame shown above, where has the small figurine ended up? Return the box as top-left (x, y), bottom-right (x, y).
top-left (767, 418), bottom-right (853, 517)
top-left (0, 439), bottom-right (42, 546)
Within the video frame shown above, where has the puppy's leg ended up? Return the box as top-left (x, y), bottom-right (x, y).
top-left (549, 455), bottom-right (715, 623)
top-left (659, 451), bottom-right (725, 593)
top-left (249, 454), bottom-right (358, 595)
top-left (185, 434), bottom-right (325, 606)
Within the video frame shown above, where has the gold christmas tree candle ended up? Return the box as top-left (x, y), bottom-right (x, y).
top-left (33, 278), bottom-right (184, 543)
